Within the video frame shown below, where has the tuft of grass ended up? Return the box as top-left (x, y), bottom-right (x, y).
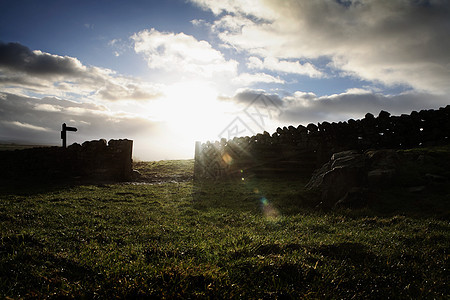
top-left (0, 159), bottom-right (449, 298)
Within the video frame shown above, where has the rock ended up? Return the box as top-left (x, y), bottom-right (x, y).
top-left (67, 143), bottom-right (82, 151)
top-left (307, 123), bottom-right (318, 133)
top-left (378, 110), bottom-right (391, 119)
top-left (297, 125), bottom-right (307, 132)
top-left (331, 150), bottom-right (360, 161)
top-left (365, 113), bottom-right (375, 120)
top-left (366, 149), bottom-right (399, 169)
top-left (306, 150), bottom-right (366, 207)
top-left (306, 149), bottom-right (404, 207)
top-left (407, 186), bottom-right (426, 193)
top-left (305, 161), bottom-right (332, 190)
top-left (81, 139), bottom-right (108, 154)
top-left (425, 173), bottom-right (447, 183)
top-left (335, 187), bottom-right (370, 209)
top-left (367, 168), bottom-right (396, 187)
top-left (320, 166), bottom-right (366, 206)
top-left (331, 151), bottom-right (364, 170)
top-left (132, 169), bottom-right (142, 180)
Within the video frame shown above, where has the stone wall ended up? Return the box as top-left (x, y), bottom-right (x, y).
top-left (194, 106), bottom-right (450, 179)
top-left (0, 139), bottom-right (133, 182)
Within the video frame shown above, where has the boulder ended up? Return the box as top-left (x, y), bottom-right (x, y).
top-left (367, 168), bottom-right (396, 187)
top-left (306, 149), bottom-right (403, 208)
top-left (366, 149), bottom-right (399, 169)
top-left (335, 187), bottom-right (370, 209)
top-left (306, 150), bottom-right (366, 206)
top-left (320, 165), bottom-right (366, 206)
top-left (365, 149), bottom-right (399, 187)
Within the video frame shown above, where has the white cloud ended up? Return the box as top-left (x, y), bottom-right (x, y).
top-left (191, 19), bottom-right (209, 27)
top-left (34, 103), bottom-right (62, 112)
top-left (132, 28), bottom-right (238, 77)
top-left (190, 0), bottom-right (275, 19)
top-left (233, 72), bottom-right (284, 85)
top-left (247, 56), bottom-right (324, 78)
top-left (192, 0), bottom-right (450, 94)
top-left (4, 121), bottom-right (51, 132)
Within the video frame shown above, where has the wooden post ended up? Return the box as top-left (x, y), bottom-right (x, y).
top-left (61, 123), bottom-right (67, 148)
top-left (61, 123), bottom-right (77, 148)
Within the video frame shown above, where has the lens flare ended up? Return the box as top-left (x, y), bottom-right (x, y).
top-left (222, 152), bottom-right (233, 165)
top-left (260, 196), bottom-right (280, 220)
top-left (240, 170), bottom-right (280, 220)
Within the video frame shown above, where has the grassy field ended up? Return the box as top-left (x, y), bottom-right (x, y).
top-left (0, 158), bottom-right (449, 298)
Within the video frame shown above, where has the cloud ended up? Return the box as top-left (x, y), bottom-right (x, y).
top-left (247, 56), bottom-right (324, 78)
top-left (191, 0), bottom-right (450, 94)
top-left (190, 0), bottom-right (274, 19)
top-left (108, 38), bottom-right (130, 57)
top-left (0, 42), bottom-right (85, 76)
top-left (233, 72), bottom-right (284, 85)
top-left (3, 121), bottom-right (51, 132)
top-left (0, 92), bottom-right (160, 145)
top-left (132, 28), bottom-right (238, 77)
top-left (191, 19), bottom-right (210, 27)
top-left (219, 88), bottom-right (284, 107)
top-left (280, 90), bottom-right (450, 125)
top-left (218, 87), bottom-right (449, 131)
top-left (0, 42), bottom-right (163, 102)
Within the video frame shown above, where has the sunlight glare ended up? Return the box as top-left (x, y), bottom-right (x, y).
top-left (144, 81), bottom-right (236, 158)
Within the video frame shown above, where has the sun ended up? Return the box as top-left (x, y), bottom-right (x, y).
top-left (145, 80), bottom-right (236, 157)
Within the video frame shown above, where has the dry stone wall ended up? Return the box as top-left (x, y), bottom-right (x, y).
top-left (194, 106), bottom-right (450, 179)
top-left (0, 139), bottom-right (133, 182)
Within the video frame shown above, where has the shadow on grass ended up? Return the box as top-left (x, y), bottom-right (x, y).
top-left (192, 174), bottom-right (320, 216)
top-left (0, 234), bottom-right (101, 298)
top-left (310, 242), bottom-right (376, 264)
top-left (193, 172), bottom-right (450, 219)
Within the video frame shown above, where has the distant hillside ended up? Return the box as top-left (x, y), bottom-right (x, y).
top-left (0, 143), bottom-right (54, 151)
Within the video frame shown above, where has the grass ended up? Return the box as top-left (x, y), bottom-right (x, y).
top-left (0, 155), bottom-right (449, 298)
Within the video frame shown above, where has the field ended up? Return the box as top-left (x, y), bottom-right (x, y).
top-left (1, 158), bottom-right (449, 298)
top-left (0, 144), bottom-right (55, 151)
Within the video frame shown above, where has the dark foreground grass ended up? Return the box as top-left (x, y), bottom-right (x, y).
top-left (1, 160), bottom-right (449, 298)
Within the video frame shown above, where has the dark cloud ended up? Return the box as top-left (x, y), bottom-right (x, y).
top-left (218, 88), bottom-right (449, 130)
top-left (0, 42), bottom-right (84, 76)
top-left (280, 91), bottom-right (450, 125)
top-left (0, 42), bottom-right (163, 102)
top-left (0, 74), bottom-right (48, 88)
top-left (220, 89), bottom-right (284, 107)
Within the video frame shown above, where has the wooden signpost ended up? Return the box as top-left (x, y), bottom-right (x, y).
top-left (61, 123), bottom-right (77, 148)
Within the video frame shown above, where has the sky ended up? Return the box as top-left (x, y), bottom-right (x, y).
top-left (0, 0), bottom-right (449, 160)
